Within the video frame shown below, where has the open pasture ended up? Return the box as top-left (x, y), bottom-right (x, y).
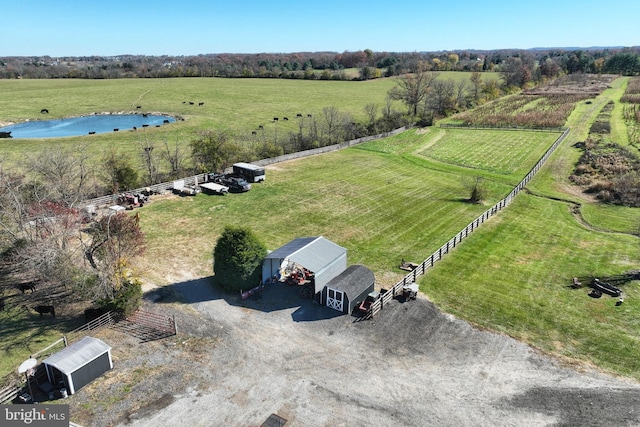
top-left (0, 77), bottom-right (399, 166)
top-left (417, 128), bottom-right (559, 176)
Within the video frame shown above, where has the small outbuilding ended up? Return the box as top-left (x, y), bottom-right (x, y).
top-left (322, 265), bottom-right (375, 314)
top-left (262, 236), bottom-right (347, 302)
top-left (41, 336), bottom-right (113, 395)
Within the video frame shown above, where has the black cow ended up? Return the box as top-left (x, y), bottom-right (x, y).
top-left (18, 283), bottom-right (36, 294)
top-left (296, 113), bottom-right (302, 117)
top-left (34, 305), bottom-right (55, 318)
top-left (0, 131), bottom-right (12, 138)
top-left (258, 125), bottom-right (264, 130)
top-left (163, 119), bottom-right (170, 124)
top-left (136, 105), bottom-right (142, 109)
top-left (40, 109), bottom-right (49, 114)
top-left (114, 128), bottom-right (119, 132)
top-left (251, 131), bottom-right (257, 135)
top-left (88, 131), bottom-right (96, 135)
top-left (189, 102), bottom-right (194, 105)
top-left (198, 102), bottom-right (204, 106)
top-left (273, 117), bottom-right (278, 121)
top-left (283, 117), bottom-right (288, 121)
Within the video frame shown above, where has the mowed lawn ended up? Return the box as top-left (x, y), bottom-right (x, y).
top-left (136, 127), bottom-right (559, 286)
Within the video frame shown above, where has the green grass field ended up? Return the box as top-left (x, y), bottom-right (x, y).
top-left (1, 74), bottom-right (639, 383)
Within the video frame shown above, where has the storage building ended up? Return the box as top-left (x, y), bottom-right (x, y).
top-left (42, 336), bottom-right (113, 395)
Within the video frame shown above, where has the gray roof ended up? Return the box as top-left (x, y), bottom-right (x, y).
top-left (265, 236), bottom-right (346, 273)
top-left (42, 336), bottom-right (111, 375)
top-left (325, 264), bottom-right (375, 298)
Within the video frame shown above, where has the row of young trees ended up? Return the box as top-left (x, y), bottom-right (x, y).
top-left (2, 47), bottom-right (639, 80)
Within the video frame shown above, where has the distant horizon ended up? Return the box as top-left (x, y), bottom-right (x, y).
top-left (2, 1), bottom-right (638, 57)
top-left (2, 45), bottom-right (637, 59)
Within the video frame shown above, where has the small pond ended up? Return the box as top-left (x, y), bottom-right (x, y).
top-left (0, 114), bottom-right (176, 139)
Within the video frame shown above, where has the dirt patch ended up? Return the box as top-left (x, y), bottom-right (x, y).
top-left (65, 278), bottom-right (640, 427)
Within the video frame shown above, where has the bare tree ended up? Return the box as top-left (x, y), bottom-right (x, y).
top-left (27, 145), bottom-right (92, 207)
top-left (138, 139), bottom-right (159, 185)
top-left (455, 79), bottom-right (469, 110)
top-left (470, 71), bottom-right (482, 102)
top-left (84, 212), bottom-right (145, 299)
top-left (161, 138), bottom-right (188, 179)
top-left (388, 69), bottom-right (439, 116)
top-left (427, 79), bottom-right (456, 116)
top-left (364, 103), bottom-right (379, 133)
top-left (322, 106), bottom-right (342, 144)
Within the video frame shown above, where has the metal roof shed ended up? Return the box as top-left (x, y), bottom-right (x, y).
top-left (262, 236), bottom-right (347, 298)
top-left (322, 265), bottom-right (375, 314)
top-left (42, 336), bottom-right (113, 395)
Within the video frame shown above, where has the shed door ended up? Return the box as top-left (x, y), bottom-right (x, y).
top-left (326, 288), bottom-right (344, 312)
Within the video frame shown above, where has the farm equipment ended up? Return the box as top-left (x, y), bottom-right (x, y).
top-left (571, 271), bottom-right (640, 305)
top-left (399, 259), bottom-right (419, 271)
top-left (117, 192), bottom-right (148, 209)
top-left (357, 291), bottom-right (380, 314)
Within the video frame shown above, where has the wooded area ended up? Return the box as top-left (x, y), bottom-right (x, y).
top-left (2, 47), bottom-right (639, 80)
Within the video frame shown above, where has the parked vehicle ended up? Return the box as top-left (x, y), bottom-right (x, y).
top-left (209, 173), bottom-right (251, 193)
top-left (232, 162), bottom-right (265, 183)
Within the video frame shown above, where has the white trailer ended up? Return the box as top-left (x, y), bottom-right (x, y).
top-left (199, 182), bottom-right (229, 195)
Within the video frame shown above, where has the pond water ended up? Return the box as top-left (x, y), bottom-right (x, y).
top-left (0, 114), bottom-right (175, 139)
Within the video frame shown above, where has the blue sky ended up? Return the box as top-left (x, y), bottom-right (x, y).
top-left (2, 0), bottom-right (638, 56)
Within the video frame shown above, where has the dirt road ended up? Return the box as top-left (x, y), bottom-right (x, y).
top-left (83, 277), bottom-right (640, 427)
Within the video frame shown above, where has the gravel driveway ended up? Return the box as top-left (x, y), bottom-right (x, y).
top-left (73, 277), bottom-right (640, 427)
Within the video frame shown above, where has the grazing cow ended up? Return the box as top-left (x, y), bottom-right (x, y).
top-left (198, 102), bottom-right (204, 106)
top-left (34, 305), bottom-right (55, 318)
top-left (189, 102), bottom-right (194, 105)
top-left (18, 283), bottom-right (36, 294)
top-left (283, 117), bottom-right (288, 121)
top-left (0, 131), bottom-right (12, 138)
top-left (258, 125), bottom-right (264, 130)
top-left (163, 119), bottom-right (170, 124)
top-left (132, 127), bottom-right (137, 131)
top-left (273, 117), bottom-right (278, 121)
top-left (307, 114), bottom-right (312, 118)
top-left (296, 113), bottom-right (302, 117)
top-left (40, 109), bottom-right (49, 114)
top-left (251, 131), bottom-right (257, 135)
top-left (136, 105), bottom-right (142, 109)
top-left (142, 113), bottom-right (148, 117)
top-left (114, 128), bottom-right (119, 132)
top-left (142, 124), bottom-right (149, 127)
top-left (88, 131), bottom-right (96, 135)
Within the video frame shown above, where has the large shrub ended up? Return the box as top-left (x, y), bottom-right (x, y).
top-left (213, 226), bottom-right (267, 292)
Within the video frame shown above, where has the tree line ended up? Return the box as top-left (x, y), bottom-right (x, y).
top-left (1, 47), bottom-right (639, 80)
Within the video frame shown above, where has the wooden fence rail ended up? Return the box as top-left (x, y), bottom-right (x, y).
top-left (362, 127), bottom-right (570, 319)
top-left (0, 384), bottom-right (20, 404)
